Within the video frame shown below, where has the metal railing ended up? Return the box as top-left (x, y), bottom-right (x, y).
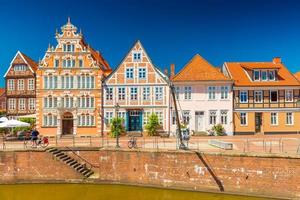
top-left (1, 135), bottom-right (300, 156)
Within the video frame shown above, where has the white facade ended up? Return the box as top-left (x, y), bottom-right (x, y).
top-left (171, 81), bottom-right (234, 135)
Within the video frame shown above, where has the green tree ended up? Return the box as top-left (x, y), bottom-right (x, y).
top-left (145, 113), bottom-right (160, 136)
top-left (211, 124), bottom-right (226, 136)
top-left (110, 117), bottom-right (124, 138)
top-left (13, 118), bottom-right (36, 134)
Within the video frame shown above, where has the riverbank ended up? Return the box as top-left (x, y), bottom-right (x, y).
top-left (0, 148), bottom-right (299, 199)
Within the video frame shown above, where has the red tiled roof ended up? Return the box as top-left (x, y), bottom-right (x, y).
top-left (225, 60), bottom-right (300, 87)
top-left (172, 54), bottom-right (231, 82)
top-left (294, 71), bottom-right (300, 82)
top-left (20, 52), bottom-right (38, 72)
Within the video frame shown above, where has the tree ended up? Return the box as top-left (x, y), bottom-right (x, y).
top-left (145, 113), bottom-right (161, 136)
top-left (13, 117), bottom-right (36, 134)
top-left (208, 124), bottom-right (226, 136)
top-left (110, 117), bottom-right (124, 138)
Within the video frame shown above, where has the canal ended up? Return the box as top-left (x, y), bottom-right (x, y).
top-left (0, 184), bottom-right (273, 200)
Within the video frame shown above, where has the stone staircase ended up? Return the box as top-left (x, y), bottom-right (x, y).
top-left (45, 147), bottom-right (94, 178)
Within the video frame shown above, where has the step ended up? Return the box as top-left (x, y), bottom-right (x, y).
top-left (73, 163), bottom-right (81, 169)
top-left (82, 170), bottom-right (91, 176)
top-left (69, 161), bottom-right (77, 166)
top-left (56, 152), bottom-right (64, 157)
top-left (52, 150), bottom-right (62, 155)
top-left (78, 168), bottom-right (87, 173)
top-left (45, 147), bottom-right (55, 152)
top-left (85, 171), bottom-right (94, 177)
top-left (66, 159), bottom-right (74, 164)
top-left (58, 155), bottom-right (68, 160)
top-left (49, 148), bottom-right (59, 153)
top-left (62, 157), bottom-right (71, 162)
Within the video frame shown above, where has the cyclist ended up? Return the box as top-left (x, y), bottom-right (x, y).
top-left (31, 128), bottom-right (39, 147)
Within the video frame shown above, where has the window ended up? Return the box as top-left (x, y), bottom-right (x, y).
top-left (106, 88), bottom-right (113, 100)
top-left (43, 114), bottom-right (57, 127)
top-left (209, 110), bottom-right (217, 125)
top-left (126, 68), bottom-right (134, 79)
top-left (271, 112), bottom-right (278, 125)
top-left (286, 113), bottom-right (293, 125)
top-left (28, 79), bottom-right (34, 90)
top-left (44, 77), bottom-right (48, 89)
top-left (208, 86), bottom-right (216, 100)
top-left (133, 52), bottom-right (141, 62)
top-left (130, 87), bottom-right (138, 100)
top-left (254, 91), bottom-right (263, 103)
top-left (79, 59), bottom-right (83, 68)
top-left (261, 71), bottom-right (267, 81)
top-left (175, 87), bottom-right (180, 100)
top-left (76, 75), bottom-right (94, 89)
top-left (118, 87), bottom-right (126, 100)
top-left (143, 87), bottom-right (150, 100)
top-left (63, 59), bottom-right (75, 67)
top-left (19, 98), bottom-right (26, 110)
top-left (78, 96), bottom-right (94, 108)
top-left (8, 98), bottom-right (16, 110)
top-left (155, 87), bottom-right (163, 101)
top-left (64, 44), bottom-right (74, 52)
top-left (8, 79), bottom-right (14, 91)
top-left (105, 112), bottom-right (113, 125)
top-left (221, 86), bottom-right (229, 100)
top-left (220, 110), bottom-right (228, 125)
top-left (143, 112), bottom-right (151, 125)
top-left (28, 98), bottom-right (35, 110)
top-left (285, 90), bottom-right (293, 102)
top-left (269, 70), bottom-right (276, 80)
top-left (17, 79), bottom-right (24, 90)
top-left (184, 86), bottom-right (192, 100)
top-left (155, 111), bottom-right (163, 125)
top-left (253, 70), bottom-right (260, 81)
top-left (240, 113), bottom-right (247, 125)
top-left (270, 90), bottom-right (278, 102)
top-left (54, 59), bottom-right (59, 68)
top-left (182, 111), bottom-right (190, 125)
top-left (44, 96), bottom-right (58, 108)
top-left (139, 68), bottom-right (146, 79)
top-left (240, 91), bottom-right (248, 103)
top-left (14, 64), bottom-right (27, 71)
top-left (78, 114), bottom-right (95, 127)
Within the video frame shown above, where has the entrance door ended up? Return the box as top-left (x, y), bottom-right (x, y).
top-left (255, 113), bottom-right (262, 133)
top-left (62, 112), bottom-right (73, 135)
top-left (128, 110), bottom-right (142, 131)
top-left (195, 111), bottom-right (204, 132)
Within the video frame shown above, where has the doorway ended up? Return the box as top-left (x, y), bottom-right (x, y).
top-left (255, 113), bottom-right (262, 133)
top-left (195, 111), bottom-right (205, 132)
top-left (128, 110), bottom-right (142, 131)
top-left (62, 112), bottom-right (73, 135)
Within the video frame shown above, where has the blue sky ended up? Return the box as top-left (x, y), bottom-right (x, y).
top-left (0, 0), bottom-right (300, 86)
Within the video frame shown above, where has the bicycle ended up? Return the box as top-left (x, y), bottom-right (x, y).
top-left (128, 136), bottom-right (138, 149)
top-left (25, 136), bottom-right (49, 148)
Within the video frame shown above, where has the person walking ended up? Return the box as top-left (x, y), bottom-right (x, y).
top-left (31, 128), bottom-right (39, 147)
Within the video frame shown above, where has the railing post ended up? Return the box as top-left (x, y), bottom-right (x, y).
top-left (89, 136), bottom-right (92, 147)
top-left (55, 136), bottom-right (58, 146)
top-left (73, 135), bottom-right (75, 147)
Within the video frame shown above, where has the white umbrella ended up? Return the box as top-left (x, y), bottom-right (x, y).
top-left (0, 117), bottom-right (8, 123)
top-left (0, 119), bottom-right (30, 128)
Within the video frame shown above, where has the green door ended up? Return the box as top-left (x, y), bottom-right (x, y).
top-left (128, 110), bottom-right (142, 131)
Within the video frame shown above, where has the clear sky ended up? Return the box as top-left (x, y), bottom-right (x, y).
top-left (0, 0), bottom-right (300, 86)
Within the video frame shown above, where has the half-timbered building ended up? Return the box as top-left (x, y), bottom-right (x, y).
top-left (36, 18), bottom-right (111, 136)
top-left (103, 41), bottom-right (170, 135)
top-left (4, 51), bottom-right (37, 118)
top-left (223, 57), bottom-right (300, 134)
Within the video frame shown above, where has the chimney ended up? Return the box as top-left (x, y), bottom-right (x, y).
top-left (170, 64), bottom-right (175, 79)
top-left (164, 68), bottom-right (168, 76)
top-left (273, 57), bottom-right (281, 64)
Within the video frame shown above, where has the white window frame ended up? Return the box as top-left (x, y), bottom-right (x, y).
top-left (8, 79), bottom-right (14, 91)
top-left (254, 90), bottom-right (263, 103)
top-left (209, 110), bottom-right (217, 125)
top-left (208, 86), bottom-right (216, 100)
top-left (285, 90), bottom-right (293, 102)
top-left (270, 112), bottom-right (278, 125)
top-left (261, 70), bottom-right (268, 81)
top-left (19, 98), bottom-right (26, 110)
top-left (184, 86), bottom-right (192, 100)
top-left (28, 78), bottom-right (34, 90)
top-left (106, 87), bottom-right (113, 101)
top-left (240, 91), bottom-right (248, 103)
top-left (138, 68), bottom-right (146, 79)
top-left (155, 87), bottom-right (163, 101)
top-left (130, 87), bottom-right (138, 100)
top-left (143, 87), bottom-right (150, 101)
top-left (133, 52), bottom-right (142, 62)
top-left (221, 86), bottom-right (229, 100)
top-left (8, 98), bottom-right (16, 110)
top-left (126, 68), bottom-right (134, 79)
top-left (253, 70), bottom-right (260, 81)
top-left (240, 112), bottom-right (247, 126)
top-left (220, 110), bottom-right (228, 125)
top-left (286, 112), bottom-right (294, 125)
top-left (175, 86), bottom-right (180, 100)
top-left (17, 79), bottom-right (24, 90)
top-left (118, 87), bottom-right (126, 100)
top-left (268, 70), bottom-right (276, 81)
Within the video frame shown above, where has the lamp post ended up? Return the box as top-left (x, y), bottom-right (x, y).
top-left (115, 103), bottom-right (120, 148)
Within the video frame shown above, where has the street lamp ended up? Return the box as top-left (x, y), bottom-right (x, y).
top-left (115, 103), bottom-right (120, 148)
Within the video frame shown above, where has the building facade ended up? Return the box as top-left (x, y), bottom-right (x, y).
top-left (103, 41), bottom-right (170, 135)
top-left (223, 57), bottom-right (300, 135)
top-left (0, 89), bottom-right (6, 114)
top-left (4, 51), bottom-right (37, 118)
top-left (36, 19), bottom-right (111, 136)
top-left (171, 54), bottom-right (234, 135)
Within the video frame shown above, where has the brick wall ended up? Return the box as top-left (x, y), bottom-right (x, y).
top-left (0, 149), bottom-right (300, 199)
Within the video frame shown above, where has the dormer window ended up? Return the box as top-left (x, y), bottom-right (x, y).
top-left (261, 71), bottom-right (267, 81)
top-left (14, 65), bottom-right (27, 71)
top-left (269, 70), bottom-right (275, 80)
top-left (133, 52), bottom-right (141, 62)
top-left (253, 70), bottom-right (260, 81)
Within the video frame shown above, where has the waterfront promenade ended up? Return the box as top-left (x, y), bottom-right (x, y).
top-left (1, 134), bottom-right (300, 156)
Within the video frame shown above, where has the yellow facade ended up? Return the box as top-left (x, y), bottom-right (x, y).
top-left (36, 19), bottom-right (111, 137)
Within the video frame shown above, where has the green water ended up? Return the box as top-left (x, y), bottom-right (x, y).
top-left (0, 184), bottom-right (272, 200)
